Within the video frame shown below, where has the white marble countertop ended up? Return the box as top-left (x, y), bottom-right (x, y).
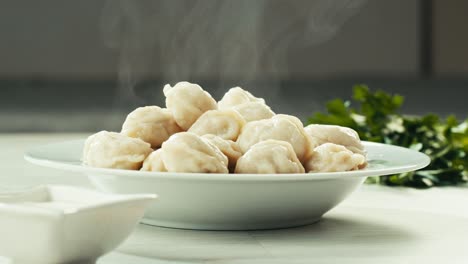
top-left (1, 133), bottom-right (468, 264)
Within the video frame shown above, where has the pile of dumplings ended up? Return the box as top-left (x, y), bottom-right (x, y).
top-left (83, 82), bottom-right (367, 174)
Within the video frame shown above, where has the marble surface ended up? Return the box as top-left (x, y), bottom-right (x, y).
top-left (1, 133), bottom-right (468, 264)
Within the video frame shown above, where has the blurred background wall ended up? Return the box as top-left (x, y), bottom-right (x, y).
top-left (0, 0), bottom-right (421, 79)
top-left (0, 0), bottom-right (466, 132)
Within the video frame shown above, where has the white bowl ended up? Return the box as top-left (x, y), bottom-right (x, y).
top-left (0, 185), bottom-right (156, 264)
top-left (25, 140), bottom-right (430, 231)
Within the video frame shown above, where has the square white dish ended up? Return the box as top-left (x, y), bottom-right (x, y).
top-left (0, 185), bottom-right (156, 264)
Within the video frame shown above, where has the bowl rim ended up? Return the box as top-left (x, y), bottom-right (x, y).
top-left (24, 140), bottom-right (430, 181)
top-left (0, 185), bottom-right (157, 216)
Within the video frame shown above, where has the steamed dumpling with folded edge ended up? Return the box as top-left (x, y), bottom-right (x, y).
top-left (83, 131), bottom-right (152, 170)
top-left (274, 114), bottom-right (304, 130)
top-left (237, 114), bottom-right (311, 162)
top-left (305, 143), bottom-right (366, 173)
top-left (189, 109), bottom-right (246, 141)
top-left (141, 149), bottom-right (167, 172)
top-left (201, 134), bottom-right (242, 172)
top-left (304, 124), bottom-right (366, 156)
top-left (218, 86), bottom-right (265, 109)
top-left (161, 132), bottom-right (228, 173)
top-left (235, 140), bottom-right (305, 174)
top-left (121, 106), bottom-right (182, 148)
top-left (164, 81), bottom-right (217, 130)
top-left (232, 102), bottom-right (275, 122)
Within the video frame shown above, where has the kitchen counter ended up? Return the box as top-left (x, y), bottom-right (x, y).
top-left (2, 78), bottom-right (468, 133)
top-left (1, 133), bottom-right (468, 264)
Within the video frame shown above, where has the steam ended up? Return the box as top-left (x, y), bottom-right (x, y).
top-left (101, 0), bottom-right (367, 106)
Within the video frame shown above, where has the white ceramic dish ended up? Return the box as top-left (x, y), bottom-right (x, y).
top-left (0, 185), bottom-right (156, 264)
top-left (25, 140), bottom-right (430, 231)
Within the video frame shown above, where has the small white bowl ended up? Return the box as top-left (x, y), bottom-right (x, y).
top-left (25, 140), bottom-right (430, 231)
top-left (0, 185), bottom-right (156, 264)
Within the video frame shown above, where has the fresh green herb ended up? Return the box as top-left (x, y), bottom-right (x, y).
top-left (307, 85), bottom-right (468, 188)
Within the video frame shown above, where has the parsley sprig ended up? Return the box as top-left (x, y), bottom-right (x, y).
top-left (307, 85), bottom-right (468, 188)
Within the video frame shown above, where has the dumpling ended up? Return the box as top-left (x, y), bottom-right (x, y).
top-left (304, 124), bottom-right (366, 155)
top-left (305, 143), bottom-right (366, 173)
top-left (201, 134), bottom-right (242, 172)
top-left (83, 131), bottom-right (152, 170)
top-left (161, 132), bottom-right (228, 173)
top-left (121, 106), bottom-right (182, 148)
top-left (164, 81), bottom-right (217, 130)
top-left (188, 109), bottom-right (246, 141)
top-left (232, 102), bottom-right (275, 122)
top-left (141, 149), bottom-right (167, 172)
top-left (218, 86), bottom-right (265, 109)
top-left (275, 114), bottom-right (304, 129)
top-left (237, 114), bottom-right (311, 162)
top-left (235, 140), bottom-right (305, 174)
